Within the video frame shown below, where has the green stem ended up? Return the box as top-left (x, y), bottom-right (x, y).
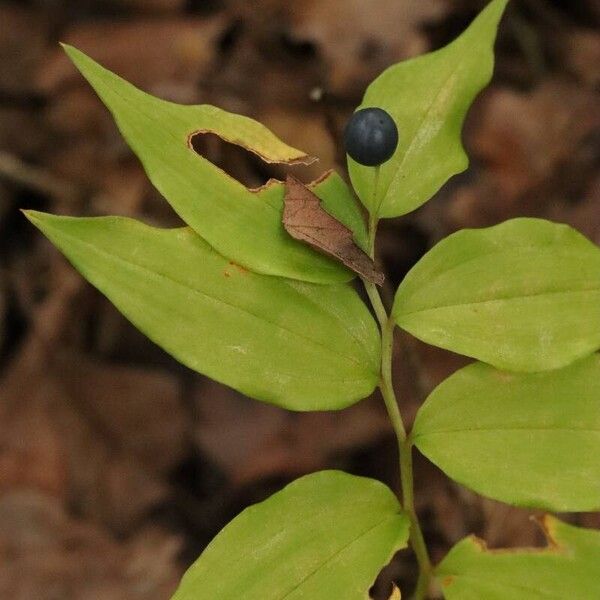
top-left (401, 435), bottom-right (433, 599)
top-left (380, 317), bottom-right (406, 444)
top-left (363, 204), bottom-right (432, 599)
top-left (364, 279), bottom-right (387, 329)
top-left (381, 314), bottom-right (432, 599)
top-left (367, 167), bottom-right (380, 257)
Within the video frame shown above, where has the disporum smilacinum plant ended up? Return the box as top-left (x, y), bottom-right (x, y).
top-left (25, 1), bottom-right (600, 598)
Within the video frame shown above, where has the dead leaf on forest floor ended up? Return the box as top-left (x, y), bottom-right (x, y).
top-left (0, 491), bottom-right (182, 600)
top-left (448, 79), bottom-right (600, 228)
top-left (0, 5), bottom-right (49, 95)
top-left (194, 380), bottom-right (390, 486)
top-left (283, 175), bottom-right (383, 285)
top-left (36, 17), bottom-right (230, 103)
top-left (0, 263), bottom-right (189, 533)
top-left (284, 0), bottom-right (449, 95)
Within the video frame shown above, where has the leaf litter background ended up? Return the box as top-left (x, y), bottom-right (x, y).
top-left (0, 0), bottom-right (598, 598)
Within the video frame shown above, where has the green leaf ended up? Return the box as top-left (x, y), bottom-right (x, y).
top-left (172, 471), bottom-right (410, 600)
top-left (62, 44), bottom-right (367, 283)
top-left (393, 218), bottom-right (600, 372)
top-left (436, 516), bottom-right (600, 599)
top-left (348, 0), bottom-right (507, 218)
top-left (25, 211), bottom-right (380, 411)
top-left (412, 354), bottom-right (600, 511)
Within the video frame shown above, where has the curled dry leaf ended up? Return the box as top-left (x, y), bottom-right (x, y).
top-left (283, 176), bottom-right (384, 285)
top-left (286, 0), bottom-right (449, 94)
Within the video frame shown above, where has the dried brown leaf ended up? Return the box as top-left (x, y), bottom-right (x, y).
top-left (283, 175), bottom-right (384, 285)
top-left (286, 0), bottom-right (449, 94)
top-left (448, 80), bottom-right (600, 229)
top-left (36, 17), bottom-right (229, 101)
top-left (194, 380), bottom-right (389, 486)
top-left (0, 5), bottom-right (48, 95)
top-left (0, 491), bottom-right (181, 600)
top-left (0, 267), bottom-right (187, 532)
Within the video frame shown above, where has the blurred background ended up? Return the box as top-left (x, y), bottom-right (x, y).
top-left (0, 0), bottom-right (598, 598)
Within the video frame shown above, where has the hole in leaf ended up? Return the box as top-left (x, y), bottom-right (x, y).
top-left (190, 131), bottom-right (314, 189)
top-left (369, 549), bottom-right (408, 600)
top-left (190, 131), bottom-right (281, 188)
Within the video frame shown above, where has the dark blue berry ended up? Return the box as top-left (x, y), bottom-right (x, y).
top-left (344, 107), bottom-right (398, 167)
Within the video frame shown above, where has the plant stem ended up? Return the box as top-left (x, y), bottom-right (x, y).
top-left (363, 279), bottom-right (388, 330)
top-left (363, 200), bottom-right (432, 599)
top-left (379, 317), bottom-right (406, 444)
top-left (380, 311), bottom-right (432, 599)
top-left (367, 166), bottom-right (381, 257)
top-left (401, 435), bottom-right (433, 599)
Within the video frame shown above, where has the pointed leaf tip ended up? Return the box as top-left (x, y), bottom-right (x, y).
top-left (349, 0), bottom-right (508, 218)
top-left (26, 212), bottom-right (381, 410)
top-left (59, 45), bottom-right (361, 283)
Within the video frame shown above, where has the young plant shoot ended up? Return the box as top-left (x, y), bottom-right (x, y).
top-left (25, 0), bottom-right (600, 598)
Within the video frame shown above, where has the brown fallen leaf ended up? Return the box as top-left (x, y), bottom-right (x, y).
top-left (194, 379), bottom-right (390, 487)
top-left (36, 17), bottom-right (229, 102)
top-left (0, 491), bottom-right (182, 600)
top-left (282, 0), bottom-right (449, 95)
top-left (283, 175), bottom-right (384, 285)
top-left (0, 5), bottom-right (49, 95)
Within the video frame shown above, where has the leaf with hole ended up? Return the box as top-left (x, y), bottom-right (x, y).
top-left (172, 471), bottom-right (410, 600)
top-left (63, 44), bottom-right (367, 284)
top-left (412, 354), bottom-right (600, 511)
top-left (436, 516), bottom-right (600, 599)
top-left (25, 211), bottom-right (380, 411)
top-left (393, 218), bottom-right (600, 372)
top-left (348, 0), bottom-right (508, 218)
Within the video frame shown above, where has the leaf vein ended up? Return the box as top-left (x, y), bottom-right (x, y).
top-left (47, 222), bottom-right (367, 369)
top-left (399, 286), bottom-right (600, 317)
top-left (279, 514), bottom-right (402, 599)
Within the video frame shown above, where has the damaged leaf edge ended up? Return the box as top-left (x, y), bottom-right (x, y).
top-left (186, 129), bottom-right (317, 168)
top-left (436, 514), bottom-right (573, 589)
top-left (61, 42), bottom-right (315, 169)
top-left (466, 515), bottom-right (564, 555)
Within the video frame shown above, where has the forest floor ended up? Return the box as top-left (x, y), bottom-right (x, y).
top-left (0, 0), bottom-right (599, 597)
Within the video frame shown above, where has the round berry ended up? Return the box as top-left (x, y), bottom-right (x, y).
top-left (344, 107), bottom-right (399, 167)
